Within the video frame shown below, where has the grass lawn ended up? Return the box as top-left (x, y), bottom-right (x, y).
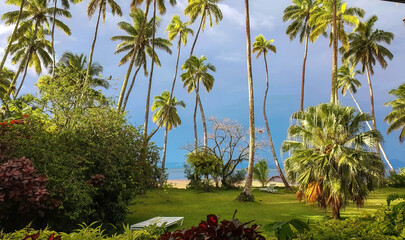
top-left (126, 187), bottom-right (405, 237)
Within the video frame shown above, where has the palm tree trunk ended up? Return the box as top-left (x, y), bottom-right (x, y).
top-left (162, 126), bottom-right (168, 169)
top-left (300, 27), bottom-right (309, 111)
top-left (143, 0), bottom-right (157, 139)
top-left (14, 50), bottom-right (32, 99)
top-left (0, 0), bottom-right (25, 72)
top-left (51, 0), bottom-right (57, 79)
top-left (122, 64), bottom-right (141, 110)
top-left (193, 84), bottom-right (199, 151)
top-left (349, 89), bottom-right (395, 173)
top-left (189, 9), bottom-right (205, 56)
top-left (85, 5), bottom-right (102, 84)
top-left (262, 54), bottom-right (292, 191)
top-left (6, 20), bottom-right (40, 98)
top-left (117, 2), bottom-right (151, 111)
top-left (197, 92), bottom-right (207, 149)
top-left (331, 0), bottom-right (338, 104)
top-left (146, 36), bottom-right (182, 141)
top-left (240, 0), bottom-right (255, 201)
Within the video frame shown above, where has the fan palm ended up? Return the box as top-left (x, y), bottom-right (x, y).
top-left (9, 25), bottom-right (52, 98)
top-left (252, 34), bottom-right (291, 191)
top-left (385, 83), bottom-right (405, 144)
top-left (85, 0), bottom-right (122, 82)
top-left (152, 91), bottom-right (185, 169)
top-left (112, 9), bottom-right (171, 111)
top-left (1, 0), bottom-right (71, 99)
top-left (282, 103), bottom-right (385, 219)
top-left (184, 0), bottom-right (223, 56)
top-left (310, 0), bottom-right (364, 103)
top-left (253, 160), bottom-right (270, 188)
top-left (282, 0), bottom-right (318, 111)
top-left (342, 15), bottom-right (394, 132)
top-left (338, 59), bottom-right (395, 172)
top-left (181, 55), bottom-right (215, 151)
top-left (239, 0), bottom-right (255, 202)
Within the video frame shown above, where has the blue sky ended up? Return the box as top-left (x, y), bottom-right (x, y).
top-left (0, 0), bottom-right (404, 171)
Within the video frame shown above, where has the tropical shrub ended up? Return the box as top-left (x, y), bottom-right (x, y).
top-left (282, 103), bottom-right (385, 219)
top-left (387, 168), bottom-right (405, 188)
top-left (253, 160), bottom-right (270, 187)
top-left (0, 157), bottom-right (59, 231)
top-left (159, 213), bottom-right (265, 240)
top-left (267, 219), bottom-right (309, 240)
top-left (0, 109), bottom-right (162, 232)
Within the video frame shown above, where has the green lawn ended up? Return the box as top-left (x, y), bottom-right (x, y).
top-left (126, 187), bottom-right (405, 237)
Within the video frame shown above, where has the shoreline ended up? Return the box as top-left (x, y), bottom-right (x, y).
top-left (166, 179), bottom-right (286, 189)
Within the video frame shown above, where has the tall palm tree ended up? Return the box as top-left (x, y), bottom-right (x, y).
top-left (9, 25), bottom-right (52, 98)
top-left (342, 15), bottom-right (394, 133)
top-left (181, 55), bottom-right (215, 150)
top-left (282, 0), bottom-right (318, 111)
top-left (50, 0), bottom-right (83, 79)
top-left (85, 0), bottom-right (122, 82)
top-left (252, 34), bottom-right (292, 191)
top-left (338, 60), bottom-right (395, 172)
top-left (385, 83), bottom-right (405, 144)
top-left (152, 91), bottom-right (185, 169)
top-left (111, 9), bottom-right (171, 110)
top-left (165, 15), bottom-right (193, 105)
top-left (239, 0), bottom-right (255, 201)
top-left (0, 0), bottom-right (26, 73)
top-left (184, 0), bottom-right (223, 56)
top-left (310, 0), bottom-right (364, 103)
top-left (282, 103), bottom-right (385, 219)
top-left (1, 0), bottom-right (71, 98)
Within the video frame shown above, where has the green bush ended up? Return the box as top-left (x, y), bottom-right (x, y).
top-left (387, 168), bottom-right (405, 188)
top-left (0, 109), bottom-right (162, 232)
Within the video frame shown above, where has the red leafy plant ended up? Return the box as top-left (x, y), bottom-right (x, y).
top-left (23, 231), bottom-right (62, 240)
top-left (0, 157), bottom-right (60, 230)
top-left (159, 211), bottom-right (265, 240)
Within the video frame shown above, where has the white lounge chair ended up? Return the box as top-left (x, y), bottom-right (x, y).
top-left (130, 217), bottom-right (184, 231)
top-left (259, 183), bottom-right (277, 193)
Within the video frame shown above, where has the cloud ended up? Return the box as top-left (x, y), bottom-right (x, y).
top-left (215, 51), bottom-right (244, 63)
top-left (218, 3), bottom-right (245, 28)
top-left (0, 24), bottom-right (13, 36)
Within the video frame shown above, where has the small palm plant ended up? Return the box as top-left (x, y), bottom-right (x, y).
top-left (282, 103), bottom-right (385, 219)
top-left (253, 160), bottom-right (269, 188)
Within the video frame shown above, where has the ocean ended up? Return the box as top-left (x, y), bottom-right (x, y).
top-left (166, 168), bottom-right (280, 180)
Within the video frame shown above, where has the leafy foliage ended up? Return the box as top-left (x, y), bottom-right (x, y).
top-left (267, 219), bottom-right (309, 240)
top-left (159, 212), bottom-right (265, 240)
top-left (387, 168), bottom-right (405, 188)
top-left (385, 83), bottom-right (405, 143)
top-left (0, 157), bottom-right (59, 231)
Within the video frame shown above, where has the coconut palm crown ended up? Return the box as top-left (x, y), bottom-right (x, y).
top-left (385, 83), bottom-right (405, 143)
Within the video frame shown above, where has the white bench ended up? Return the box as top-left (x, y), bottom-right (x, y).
top-left (130, 217), bottom-right (184, 231)
top-left (259, 183), bottom-right (277, 193)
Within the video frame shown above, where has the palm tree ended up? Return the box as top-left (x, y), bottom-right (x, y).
top-left (85, 0), bottom-right (122, 82)
top-left (338, 60), bottom-right (395, 172)
top-left (238, 0), bottom-right (255, 202)
top-left (184, 0), bottom-right (223, 56)
top-left (282, 103), bottom-right (385, 219)
top-left (1, 0), bottom-right (71, 99)
top-left (181, 55), bottom-right (215, 151)
top-left (342, 15), bottom-right (394, 133)
top-left (0, 68), bottom-right (14, 103)
top-left (165, 15), bottom-right (193, 105)
top-left (152, 91), bottom-right (185, 169)
top-left (9, 25), bottom-right (52, 98)
top-left (282, 0), bottom-right (318, 111)
top-left (111, 9), bottom-right (171, 110)
top-left (310, 0), bottom-right (364, 103)
top-left (50, 0), bottom-right (83, 79)
top-left (385, 83), bottom-right (405, 144)
top-left (0, 0), bottom-right (26, 73)
top-left (252, 34), bottom-right (291, 191)
top-left (253, 160), bottom-right (269, 188)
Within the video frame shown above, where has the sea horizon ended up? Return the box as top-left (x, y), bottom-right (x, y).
top-left (166, 168), bottom-right (280, 180)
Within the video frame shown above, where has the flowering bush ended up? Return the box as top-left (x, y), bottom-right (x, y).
top-left (159, 213), bottom-right (265, 240)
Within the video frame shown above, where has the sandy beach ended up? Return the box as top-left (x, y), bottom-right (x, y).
top-left (167, 179), bottom-right (286, 189)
